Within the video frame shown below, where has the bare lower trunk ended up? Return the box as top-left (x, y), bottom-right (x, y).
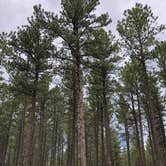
top-left (67, 68), bottom-right (77, 166)
top-left (1, 110), bottom-right (13, 166)
top-left (125, 121), bottom-right (131, 166)
top-left (36, 97), bottom-right (46, 166)
top-left (17, 100), bottom-right (26, 166)
top-left (101, 104), bottom-right (106, 166)
top-left (103, 108), bottom-right (113, 166)
top-left (24, 94), bottom-right (36, 166)
top-left (74, 50), bottom-right (86, 166)
top-left (94, 96), bottom-right (99, 166)
top-left (79, 83), bottom-right (87, 166)
top-left (146, 108), bottom-right (155, 166)
top-left (141, 61), bottom-right (164, 166)
top-left (130, 93), bottom-right (142, 166)
top-left (50, 113), bottom-right (58, 166)
top-left (136, 88), bottom-right (146, 166)
top-left (102, 74), bottom-right (113, 166)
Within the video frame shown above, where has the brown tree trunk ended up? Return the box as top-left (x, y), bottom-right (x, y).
top-left (130, 93), bottom-right (142, 166)
top-left (124, 121), bottom-right (131, 166)
top-left (36, 97), bottom-right (46, 166)
top-left (1, 109), bottom-right (13, 166)
top-left (72, 42), bottom-right (86, 166)
top-left (155, 96), bottom-right (166, 161)
top-left (146, 107), bottom-right (155, 166)
top-left (94, 95), bottom-right (99, 166)
top-left (141, 60), bottom-right (165, 166)
top-left (24, 92), bottom-right (36, 166)
top-left (24, 70), bottom-right (38, 166)
top-left (66, 114), bottom-right (72, 166)
top-left (67, 67), bottom-right (77, 166)
top-left (50, 112), bottom-right (58, 166)
top-left (71, 15), bottom-right (87, 166)
top-left (42, 130), bottom-right (47, 166)
top-left (67, 101), bottom-right (77, 166)
top-left (76, 128), bottom-right (79, 166)
top-left (17, 100), bottom-right (26, 166)
top-left (102, 74), bottom-right (113, 166)
top-left (101, 103), bottom-right (106, 166)
top-left (136, 89), bottom-right (146, 166)
top-left (57, 130), bottom-right (61, 166)
top-left (6, 148), bottom-right (11, 166)
top-left (103, 107), bottom-right (113, 166)
top-left (61, 134), bottom-right (64, 166)
top-left (79, 80), bottom-right (87, 166)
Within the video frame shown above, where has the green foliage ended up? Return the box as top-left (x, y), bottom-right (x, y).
top-left (116, 95), bottom-right (130, 124)
top-left (2, 10), bottom-right (54, 96)
top-left (154, 41), bottom-right (166, 86)
top-left (0, 2), bottom-right (165, 166)
top-left (32, 0), bottom-right (111, 59)
top-left (120, 61), bottom-right (140, 92)
top-left (117, 3), bottom-right (165, 59)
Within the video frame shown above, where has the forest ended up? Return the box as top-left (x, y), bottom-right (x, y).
top-left (0, 0), bottom-right (166, 166)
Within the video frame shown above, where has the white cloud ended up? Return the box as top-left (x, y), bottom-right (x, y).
top-left (0, 0), bottom-right (165, 36)
top-left (0, 0), bottom-right (61, 32)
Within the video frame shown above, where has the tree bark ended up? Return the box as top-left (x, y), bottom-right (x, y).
top-left (79, 81), bottom-right (87, 166)
top-left (140, 60), bottom-right (165, 166)
top-left (50, 112), bottom-right (58, 166)
top-left (124, 121), bottom-right (131, 166)
top-left (94, 95), bottom-right (99, 166)
top-left (101, 102), bottom-right (106, 166)
top-left (67, 67), bottom-right (77, 166)
top-left (17, 100), bottom-right (26, 166)
top-left (1, 109), bottom-right (13, 166)
top-left (130, 93), bottom-right (142, 166)
top-left (136, 88), bottom-right (146, 166)
top-left (102, 73), bottom-right (113, 166)
top-left (36, 97), bottom-right (46, 166)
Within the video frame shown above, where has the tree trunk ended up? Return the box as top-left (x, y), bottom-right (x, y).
top-left (77, 128), bottom-right (79, 166)
top-left (17, 100), bottom-right (26, 166)
top-left (74, 51), bottom-right (87, 166)
top-left (61, 132), bottom-right (64, 166)
top-left (155, 96), bottom-right (166, 160)
top-left (42, 130), bottom-right (47, 166)
top-left (50, 112), bottom-right (58, 166)
top-left (36, 97), bottom-right (46, 166)
top-left (1, 109), bottom-right (13, 166)
top-left (24, 92), bottom-right (36, 166)
top-left (67, 67), bottom-right (77, 166)
top-left (71, 15), bottom-right (87, 166)
top-left (66, 112), bottom-right (72, 166)
top-left (102, 74), bottom-right (113, 166)
top-left (94, 95), bottom-right (99, 166)
top-left (79, 80), bottom-right (87, 166)
top-left (6, 148), bottom-right (11, 166)
top-left (136, 88), bottom-right (146, 166)
top-left (101, 103), bottom-right (106, 166)
top-left (57, 130), bottom-right (61, 166)
top-left (124, 121), bottom-right (131, 166)
top-left (146, 107), bottom-right (155, 166)
top-left (140, 60), bottom-right (165, 166)
top-left (130, 93), bottom-right (142, 166)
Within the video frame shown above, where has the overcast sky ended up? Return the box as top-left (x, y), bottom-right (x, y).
top-left (0, 0), bottom-right (166, 36)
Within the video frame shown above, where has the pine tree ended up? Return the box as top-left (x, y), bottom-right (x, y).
top-left (34, 1), bottom-right (111, 165)
top-left (117, 3), bottom-right (166, 165)
top-left (85, 28), bottom-right (119, 166)
top-left (2, 10), bottom-right (54, 165)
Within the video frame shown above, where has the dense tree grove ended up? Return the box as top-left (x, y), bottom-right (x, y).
top-left (0, 1), bottom-right (165, 166)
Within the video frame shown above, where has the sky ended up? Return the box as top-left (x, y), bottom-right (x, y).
top-left (0, 0), bottom-right (166, 37)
